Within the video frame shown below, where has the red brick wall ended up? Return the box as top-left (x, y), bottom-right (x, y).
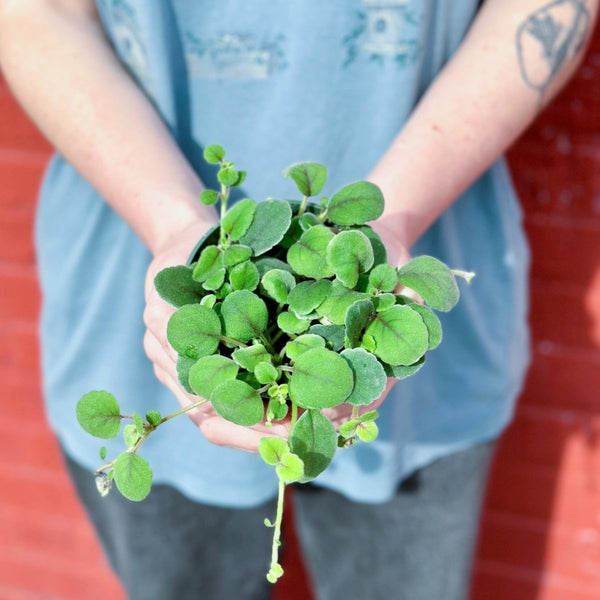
top-left (0, 24), bottom-right (599, 599)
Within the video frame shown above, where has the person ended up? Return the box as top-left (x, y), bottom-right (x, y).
top-left (0, 1), bottom-right (596, 599)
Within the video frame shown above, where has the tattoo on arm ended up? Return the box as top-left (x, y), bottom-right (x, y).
top-left (516, 0), bottom-right (590, 96)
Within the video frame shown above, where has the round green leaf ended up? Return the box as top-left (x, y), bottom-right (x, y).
top-left (222, 199), bottom-right (257, 241)
top-left (188, 355), bottom-right (239, 399)
top-left (359, 225), bottom-right (388, 266)
top-left (327, 181), bottom-right (384, 225)
top-left (344, 299), bottom-right (375, 349)
top-left (276, 452), bottom-right (304, 483)
top-left (239, 199), bottom-right (292, 256)
top-left (232, 343), bottom-right (271, 371)
top-left (299, 212), bottom-right (321, 230)
top-left (113, 452), bottom-right (153, 501)
top-left (365, 305), bottom-right (428, 366)
top-left (327, 230), bottom-right (374, 288)
top-left (210, 379), bottom-right (264, 426)
top-left (258, 437), bottom-right (289, 466)
top-left (373, 293), bottom-right (396, 312)
top-left (229, 260), bottom-right (260, 291)
top-left (368, 263), bottom-right (398, 293)
top-left (285, 334), bottom-right (325, 361)
top-left (261, 269), bottom-right (296, 304)
top-left (199, 189), bottom-right (219, 205)
top-left (397, 256), bottom-right (459, 312)
top-left (384, 355), bottom-right (426, 379)
top-left (315, 280), bottom-right (370, 325)
top-left (356, 420), bottom-right (379, 443)
top-left (277, 311), bottom-right (311, 335)
top-left (218, 163), bottom-right (239, 186)
top-left (289, 348), bottom-right (354, 409)
top-left (407, 303), bottom-right (442, 350)
top-left (289, 409), bottom-right (337, 482)
top-left (283, 162), bottom-right (327, 197)
top-left (221, 290), bottom-right (268, 342)
top-left (224, 244), bottom-right (253, 269)
top-left (287, 226), bottom-right (335, 279)
top-left (167, 304), bottom-right (221, 360)
top-left (255, 257), bottom-right (294, 277)
top-left (341, 348), bottom-right (387, 406)
top-left (254, 361), bottom-right (278, 384)
top-left (287, 279), bottom-right (332, 315)
top-left (145, 410), bottom-right (161, 426)
top-left (203, 144), bottom-right (225, 164)
top-left (202, 267), bottom-right (226, 291)
top-left (176, 355), bottom-right (197, 392)
top-left (123, 424), bottom-right (139, 448)
top-left (154, 266), bottom-right (206, 308)
top-left (76, 391), bottom-right (121, 439)
top-left (307, 324), bottom-right (346, 351)
top-left (192, 245), bottom-right (223, 282)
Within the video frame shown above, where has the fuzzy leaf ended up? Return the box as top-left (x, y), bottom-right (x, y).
top-left (210, 379), bottom-right (264, 426)
top-left (327, 230), bottom-right (374, 288)
top-left (373, 293), bottom-right (396, 312)
top-left (176, 355), bottom-right (196, 392)
top-left (223, 244), bottom-right (253, 269)
top-left (167, 304), bottom-right (221, 360)
top-left (327, 181), bottom-right (384, 225)
top-left (154, 266), bottom-right (206, 307)
top-left (277, 311), bottom-right (311, 335)
top-left (145, 410), bottom-right (161, 426)
top-left (254, 361), bottom-right (278, 384)
top-left (240, 199), bottom-right (292, 256)
top-left (229, 260), bottom-right (260, 291)
top-left (315, 280), bottom-right (370, 325)
top-left (341, 348), bottom-right (387, 406)
top-left (283, 162), bottom-right (327, 197)
top-left (222, 199), bottom-right (257, 241)
top-left (76, 391), bottom-right (121, 439)
top-left (344, 299), bottom-right (375, 349)
top-left (299, 212), bottom-right (321, 230)
top-left (255, 257), bottom-right (294, 277)
top-left (218, 164), bottom-right (239, 186)
top-left (199, 189), bottom-right (219, 206)
top-left (113, 452), bottom-right (152, 501)
top-left (203, 144), bottom-right (225, 164)
top-left (221, 290), bottom-right (268, 342)
top-left (261, 269), bottom-right (296, 304)
top-left (188, 355), bottom-right (239, 399)
top-left (258, 437), bottom-right (289, 466)
top-left (384, 355), bottom-right (426, 379)
top-left (202, 267), bottom-right (226, 291)
top-left (289, 410), bottom-right (337, 482)
top-left (289, 348), bottom-right (354, 409)
top-left (287, 226), bottom-right (335, 279)
top-left (232, 344), bottom-right (271, 371)
top-left (123, 424), bottom-right (139, 448)
top-left (356, 420), bottom-right (379, 443)
top-left (368, 263), bottom-right (398, 293)
top-left (365, 305), bottom-right (428, 366)
top-left (287, 279), bottom-right (332, 315)
top-left (307, 324), bottom-right (346, 351)
top-left (285, 334), bottom-right (326, 361)
top-left (276, 452), bottom-right (305, 483)
top-left (397, 256), bottom-right (459, 312)
top-left (192, 245), bottom-right (223, 282)
top-left (407, 303), bottom-right (442, 350)
top-left (359, 226), bottom-right (387, 266)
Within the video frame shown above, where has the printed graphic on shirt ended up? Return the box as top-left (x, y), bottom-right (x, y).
top-left (343, 0), bottom-right (422, 67)
top-left (102, 0), bottom-right (151, 88)
top-left (184, 32), bottom-right (287, 80)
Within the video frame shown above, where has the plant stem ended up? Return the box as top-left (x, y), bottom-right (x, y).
top-left (268, 477), bottom-right (286, 577)
top-left (219, 183), bottom-right (230, 247)
top-left (290, 402), bottom-right (299, 432)
top-left (297, 195), bottom-right (309, 217)
top-left (220, 335), bottom-right (248, 348)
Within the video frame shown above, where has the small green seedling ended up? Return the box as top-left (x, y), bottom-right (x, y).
top-left (76, 146), bottom-right (474, 583)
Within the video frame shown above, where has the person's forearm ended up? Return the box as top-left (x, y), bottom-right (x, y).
top-left (0, 0), bottom-right (216, 255)
top-left (370, 0), bottom-right (598, 251)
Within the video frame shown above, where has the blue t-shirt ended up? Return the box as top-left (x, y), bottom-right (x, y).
top-left (35, 0), bottom-right (530, 506)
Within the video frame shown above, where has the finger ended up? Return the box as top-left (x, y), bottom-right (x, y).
top-left (199, 417), bottom-right (290, 453)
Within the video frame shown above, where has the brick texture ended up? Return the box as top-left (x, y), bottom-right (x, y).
top-left (1, 19), bottom-right (599, 600)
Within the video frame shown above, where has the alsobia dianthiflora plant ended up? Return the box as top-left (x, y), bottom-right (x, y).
top-left (76, 145), bottom-right (474, 582)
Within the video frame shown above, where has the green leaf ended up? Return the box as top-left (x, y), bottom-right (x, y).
top-left (154, 266), bottom-right (206, 308)
top-left (397, 256), bottom-right (459, 312)
top-left (287, 225), bottom-right (335, 279)
top-left (359, 225), bottom-right (387, 266)
top-left (315, 280), bottom-right (370, 325)
top-left (344, 299), bottom-right (375, 349)
top-left (232, 343), bottom-right (271, 371)
top-left (340, 348), bottom-right (387, 406)
top-left (258, 437), bottom-right (289, 466)
top-left (123, 424), bottom-right (139, 448)
top-left (407, 303), bottom-right (442, 350)
top-left (113, 452), bottom-right (153, 501)
top-left (356, 420), bottom-right (379, 443)
top-left (202, 267), bottom-right (226, 291)
top-left (229, 260), bottom-right (260, 291)
top-left (373, 293), bottom-right (396, 312)
top-left (266, 397), bottom-right (288, 422)
top-left (277, 311), bottom-right (311, 335)
top-left (188, 355), bottom-right (239, 399)
top-left (285, 334), bottom-right (325, 361)
top-left (283, 162), bottom-right (327, 197)
top-left (365, 305), bottom-right (428, 365)
top-left (287, 279), bottom-right (332, 315)
top-left (166, 304), bottom-right (221, 360)
top-left (223, 244), bottom-right (253, 268)
top-left (240, 199), bottom-right (292, 256)
top-left (76, 391), bottom-right (121, 439)
top-left (307, 324), bottom-right (346, 351)
top-left (203, 144), bottom-right (225, 164)
top-left (254, 257), bottom-right (294, 277)
top-left (176, 355), bottom-right (197, 393)
top-left (200, 294), bottom-right (217, 309)
top-left (276, 452), bottom-right (304, 483)
top-left (233, 170), bottom-right (247, 187)
top-left (222, 199), bottom-right (257, 241)
top-left (210, 380), bottom-right (264, 426)
top-left (145, 410), bottom-right (161, 426)
top-left (368, 263), bottom-right (398, 293)
top-left (289, 410), bottom-right (337, 482)
top-left (254, 361), bottom-right (278, 384)
top-left (299, 212), bottom-right (321, 230)
top-left (327, 230), bottom-right (374, 288)
top-left (132, 413), bottom-right (144, 435)
top-left (218, 163), bottom-right (239, 186)
top-left (221, 290), bottom-right (269, 342)
top-left (384, 355), bottom-right (426, 379)
top-left (192, 245), bottom-right (224, 282)
top-left (99, 446), bottom-right (107, 460)
top-left (327, 181), bottom-right (384, 226)
top-left (199, 189), bottom-right (219, 206)
top-left (261, 269), bottom-right (296, 304)
top-left (289, 348), bottom-right (354, 409)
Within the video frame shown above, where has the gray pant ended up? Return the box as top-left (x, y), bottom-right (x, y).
top-left (64, 441), bottom-right (495, 600)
